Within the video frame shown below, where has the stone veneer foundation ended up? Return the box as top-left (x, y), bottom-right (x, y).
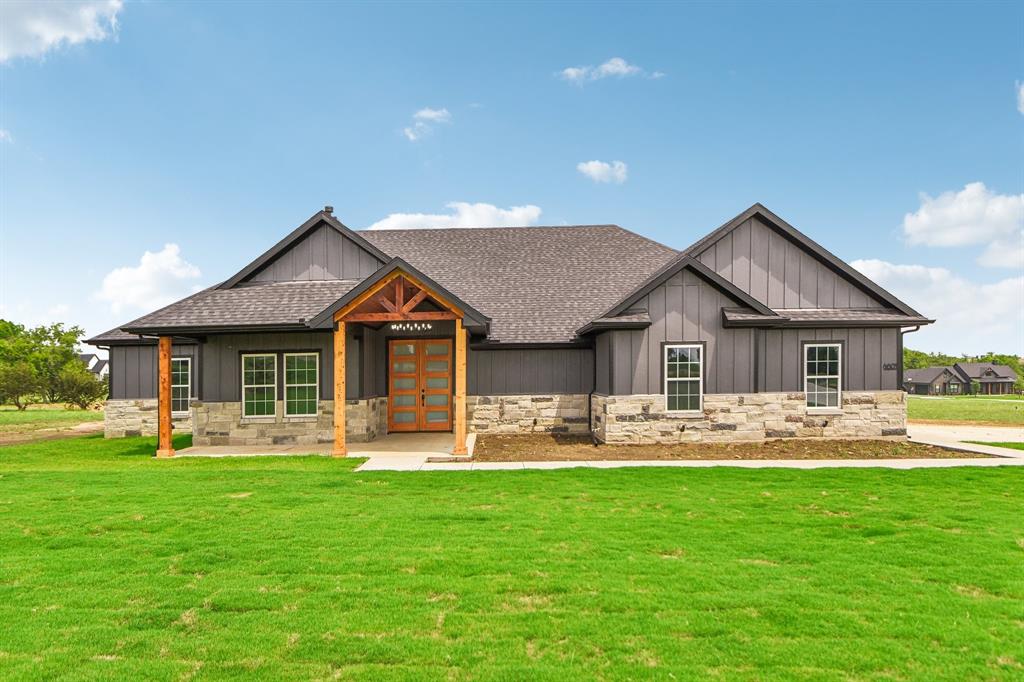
top-left (467, 394), bottom-right (590, 434)
top-left (591, 391), bottom-right (907, 444)
top-left (104, 399), bottom-right (192, 438)
top-left (190, 398), bottom-right (388, 447)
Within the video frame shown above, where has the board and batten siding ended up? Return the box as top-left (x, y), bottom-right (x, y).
top-left (606, 268), bottom-right (754, 395)
top-left (695, 215), bottom-right (885, 309)
top-left (467, 346), bottom-right (594, 395)
top-left (199, 331), bottom-right (361, 401)
top-left (109, 343), bottom-right (198, 400)
top-left (756, 327), bottom-right (900, 392)
top-left (249, 224), bottom-right (383, 283)
top-left (604, 267), bottom-right (901, 395)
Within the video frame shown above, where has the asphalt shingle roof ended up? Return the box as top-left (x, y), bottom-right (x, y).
top-left (358, 226), bottom-right (679, 343)
top-left (904, 367), bottom-right (950, 384)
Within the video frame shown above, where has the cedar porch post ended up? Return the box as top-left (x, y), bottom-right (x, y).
top-left (156, 336), bottom-right (174, 458)
top-left (453, 317), bottom-right (467, 455)
top-left (333, 320), bottom-right (347, 457)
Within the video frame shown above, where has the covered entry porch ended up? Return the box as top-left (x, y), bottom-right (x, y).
top-left (152, 258), bottom-right (491, 459)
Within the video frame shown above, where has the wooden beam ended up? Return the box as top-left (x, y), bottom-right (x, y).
top-left (156, 336), bottom-right (174, 458)
top-left (395, 277), bottom-right (405, 312)
top-left (453, 317), bottom-right (467, 456)
top-left (400, 289), bottom-right (428, 313)
top-left (333, 321), bottom-right (346, 457)
top-left (374, 292), bottom-right (398, 313)
top-left (334, 271), bottom-right (402, 321)
top-left (344, 311), bottom-right (457, 322)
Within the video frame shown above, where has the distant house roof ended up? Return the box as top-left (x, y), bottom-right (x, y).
top-left (904, 367), bottom-right (952, 384)
top-left (78, 353), bottom-right (97, 365)
top-left (954, 363), bottom-right (1018, 382)
top-left (92, 359), bottom-right (108, 375)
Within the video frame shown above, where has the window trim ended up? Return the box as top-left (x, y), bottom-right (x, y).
top-left (663, 342), bottom-right (704, 415)
top-left (283, 351), bottom-right (320, 417)
top-left (803, 342), bottom-right (843, 413)
top-left (241, 352), bottom-right (278, 418)
top-left (170, 356), bottom-right (192, 417)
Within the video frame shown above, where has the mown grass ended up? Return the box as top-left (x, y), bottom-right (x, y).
top-left (1, 435), bottom-right (1022, 680)
top-left (907, 395), bottom-right (1024, 425)
top-left (966, 441), bottom-right (1024, 452)
top-left (0, 404), bottom-right (103, 434)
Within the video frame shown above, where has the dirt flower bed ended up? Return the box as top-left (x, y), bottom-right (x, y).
top-left (473, 434), bottom-right (981, 461)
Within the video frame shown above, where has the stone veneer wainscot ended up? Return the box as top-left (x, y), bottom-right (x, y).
top-left (467, 394), bottom-right (590, 434)
top-left (590, 391), bottom-right (907, 444)
top-left (104, 399), bottom-right (192, 438)
top-left (190, 398), bottom-right (387, 447)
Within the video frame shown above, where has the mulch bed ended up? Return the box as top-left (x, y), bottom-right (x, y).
top-left (472, 434), bottom-right (982, 462)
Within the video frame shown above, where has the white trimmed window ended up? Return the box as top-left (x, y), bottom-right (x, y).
top-left (284, 353), bottom-right (319, 417)
top-left (805, 343), bottom-right (841, 410)
top-left (665, 344), bottom-right (703, 413)
top-left (171, 357), bottom-right (191, 415)
top-left (948, 380), bottom-right (961, 395)
top-left (242, 353), bottom-right (277, 417)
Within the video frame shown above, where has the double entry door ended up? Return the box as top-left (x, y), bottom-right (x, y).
top-left (387, 339), bottom-right (453, 432)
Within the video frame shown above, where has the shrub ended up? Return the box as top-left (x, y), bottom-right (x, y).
top-left (55, 363), bottom-right (108, 410)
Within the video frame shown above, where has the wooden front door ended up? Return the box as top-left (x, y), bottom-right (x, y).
top-left (388, 339), bottom-right (453, 432)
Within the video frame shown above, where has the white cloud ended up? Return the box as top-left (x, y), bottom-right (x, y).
top-left (366, 202), bottom-right (542, 231)
top-left (47, 303), bottom-right (70, 317)
top-left (402, 106), bottom-right (452, 141)
top-left (559, 57), bottom-right (662, 85)
top-left (577, 160), bottom-right (628, 184)
top-left (1017, 81), bottom-right (1024, 115)
top-left (852, 259), bottom-right (1023, 354)
top-left (414, 107), bottom-right (451, 123)
top-left (902, 182), bottom-right (1024, 269)
top-left (0, 0), bottom-right (122, 63)
top-left (95, 244), bottom-right (202, 314)
top-left (0, 129), bottom-right (12, 143)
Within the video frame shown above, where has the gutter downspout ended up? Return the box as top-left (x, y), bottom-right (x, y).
top-left (898, 326), bottom-right (921, 392)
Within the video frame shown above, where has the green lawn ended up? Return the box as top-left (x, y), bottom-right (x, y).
top-left (0, 404), bottom-right (103, 435)
top-left (1, 436), bottom-right (1022, 680)
top-left (966, 441), bottom-right (1024, 452)
top-left (907, 395), bottom-right (1024, 425)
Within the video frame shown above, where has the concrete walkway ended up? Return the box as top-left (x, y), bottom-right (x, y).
top-left (907, 423), bottom-right (1024, 459)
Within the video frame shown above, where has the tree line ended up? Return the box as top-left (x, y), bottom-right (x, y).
top-left (0, 320), bottom-right (108, 410)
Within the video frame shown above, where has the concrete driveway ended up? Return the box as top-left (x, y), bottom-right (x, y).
top-left (908, 422), bottom-right (1024, 458)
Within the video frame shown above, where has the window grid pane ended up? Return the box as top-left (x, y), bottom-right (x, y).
top-left (285, 353), bottom-right (318, 416)
top-left (665, 345), bottom-right (702, 412)
top-left (243, 354), bottom-right (276, 417)
top-left (171, 358), bottom-right (190, 414)
top-left (805, 344), bottom-right (841, 409)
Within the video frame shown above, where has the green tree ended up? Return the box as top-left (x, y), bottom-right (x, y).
top-left (55, 362), bottom-right (109, 409)
top-left (27, 323), bottom-right (83, 403)
top-left (0, 361), bottom-right (43, 410)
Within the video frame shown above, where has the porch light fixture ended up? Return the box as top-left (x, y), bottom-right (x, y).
top-left (389, 322), bottom-right (433, 332)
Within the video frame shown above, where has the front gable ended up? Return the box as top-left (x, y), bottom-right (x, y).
top-left (686, 204), bottom-right (920, 315)
top-left (220, 210), bottom-right (389, 288)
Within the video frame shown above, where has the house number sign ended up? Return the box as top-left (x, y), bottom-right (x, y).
top-left (882, 363), bottom-right (898, 371)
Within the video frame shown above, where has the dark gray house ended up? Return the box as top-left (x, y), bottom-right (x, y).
top-left (905, 363), bottom-right (1018, 395)
top-left (88, 204), bottom-right (933, 456)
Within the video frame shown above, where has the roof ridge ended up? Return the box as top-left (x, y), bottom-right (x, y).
top-left (357, 224), bottom-right (626, 234)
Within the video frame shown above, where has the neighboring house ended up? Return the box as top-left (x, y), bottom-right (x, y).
top-left (87, 204), bottom-right (933, 456)
top-left (78, 353), bottom-right (110, 381)
top-left (951, 363), bottom-right (1018, 395)
top-left (903, 367), bottom-right (963, 395)
top-left (904, 363), bottom-right (1018, 395)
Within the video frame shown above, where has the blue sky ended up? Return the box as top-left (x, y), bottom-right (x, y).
top-left (1, 1), bottom-right (1021, 355)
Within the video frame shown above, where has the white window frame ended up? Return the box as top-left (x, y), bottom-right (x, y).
top-left (948, 380), bottom-right (960, 395)
top-left (804, 343), bottom-right (842, 412)
top-left (664, 344), bottom-right (703, 414)
top-left (284, 352), bottom-right (319, 417)
top-left (171, 356), bottom-right (192, 416)
top-left (242, 353), bottom-right (277, 418)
